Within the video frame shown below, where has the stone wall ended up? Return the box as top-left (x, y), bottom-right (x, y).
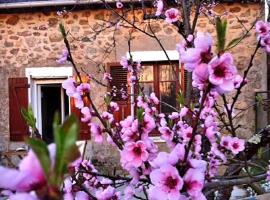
top-left (0, 3), bottom-right (266, 169)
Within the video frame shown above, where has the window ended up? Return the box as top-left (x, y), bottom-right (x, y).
top-left (139, 62), bottom-right (180, 114)
top-left (109, 60), bottom-right (185, 122)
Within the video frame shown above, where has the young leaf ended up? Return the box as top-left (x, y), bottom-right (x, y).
top-left (226, 37), bottom-right (242, 50)
top-left (59, 23), bottom-right (67, 38)
top-left (27, 138), bottom-right (51, 178)
top-left (53, 114), bottom-right (80, 185)
top-left (215, 17), bottom-right (227, 53)
top-left (137, 108), bottom-right (144, 123)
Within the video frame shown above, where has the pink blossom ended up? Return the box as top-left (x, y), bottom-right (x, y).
top-left (72, 92), bottom-right (84, 109)
top-left (184, 168), bottom-right (205, 199)
top-left (103, 72), bottom-right (112, 82)
top-left (120, 141), bottom-right (149, 169)
top-left (220, 135), bottom-right (232, 149)
top-left (81, 107), bottom-right (91, 122)
top-left (159, 126), bottom-right (173, 141)
top-left (155, 0), bottom-right (164, 16)
top-left (256, 20), bottom-right (270, 38)
top-left (62, 78), bottom-right (76, 97)
top-left (234, 74), bottom-right (245, 88)
top-left (149, 164), bottom-right (183, 200)
top-left (76, 83), bottom-right (90, 95)
top-left (150, 92), bottom-right (159, 105)
top-left (142, 114), bottom-right (156, 134)
top-left (109, 101), bottom-right (119, 112)
top-left (57, 48), bottom-right (69, 64)
top-left (90, 123), bottom-right (103, 143)
top-left (102, 111), bottom-right (114, 124)
top-left (96, 186), bottom-right (120, 200)
top-left (180, 32), bottom-right (213, 72)
top-left (260, 34), bottom-right (270, 52)
top-left (0, 144), bottom-right (55, 192)
top-left (180, 106), bottom-right (189, 118)
top-left (9, 193), bottom-right (38, 200)
top-left (165, 8), bottom-right (179, 24)
top-left (124, 185), bottom-right (135, 200)
top-left (229, 137), bottom-right (245, 155)
top-left (169, 112), bottom-right (179, 120)
top-left (116, 1), bottom-right (123, 9)
top-left (169, 143), bottom-right (186, 164)
top-left (120, 57), bottom-right (132, 71)
top-left (267, 165), bottom-right (270, 181)
top-left (150, 152), bottom-right (170, 168)
top-left (192, 63), bottom-right (209, 89)
top-left (208, 53), bottom-right (237, 93)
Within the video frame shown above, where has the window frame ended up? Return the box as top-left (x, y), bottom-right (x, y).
top-left (138, 61), bottom-right (181, 114)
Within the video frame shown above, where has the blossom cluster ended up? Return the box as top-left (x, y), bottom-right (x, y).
top-left (256, 20), bottom-right (270, 52)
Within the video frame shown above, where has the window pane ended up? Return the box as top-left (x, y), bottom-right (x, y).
top-left (160, 82), bottom-right (177, 113)
top-left (139, 82), bottom-right (154, 96)
top-left (140, 65), bottom-right (154, 81)
top-left (159, 64), bottom-right (177, 81)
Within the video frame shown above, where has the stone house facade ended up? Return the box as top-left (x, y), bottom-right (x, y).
top-left (0, 1), bottom-right (267, 168)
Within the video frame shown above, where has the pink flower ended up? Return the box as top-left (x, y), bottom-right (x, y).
top-left (116, 1), bottom-right (123, 9)
top-left (150, 92), bottom-right (159, 105)
top-left (260, 34), bottom-right (270, 52)
top-left (120, 141), bottom-right (149, 169)
top-left (57, 48), bottom-right (68, 64)
top-left (81, 107), bottom-right (91, 122)
top-left (184, 168), bottom-right (205, 199)
top-left (0, 144), bottom-right (55, 192)
top-left (169, 143), bottom-right (186, 164)
top-left (220, 135), bottom-right (232, 149)
top-left (90, 123), bottom-right (103, 143)
top-left (180, 32), bottom-right (213, 72)
top-left (96, 186), bottom-right (120, 200)
top-left (103, 72), bottom-right (112, 82)
top-left (62, 78), bottom-right (76, 97)
top-left (102, 111), bottom-right (114, 124)
top-left (72, 92), bottom-right (84, 109)
top-left (159, 126), bottom-right (173, 141)
top-left (76, 83), bottom-right (90, 95)
top-left (120, 57), bottom-right (132, 71)
top-left (109, 101), bottom-right (119, 112)
top-left (165, 8), bottom-right (179, 23)
top-left (229, 137), bottom-right (245, 155)
top-left (192, 63), bottom-right (209, 89)
top-left (180, 107), bottom-right (189, 118)
top-left (233, 74), bottom-right (244, 88)
top-left (155, 0), bottom-right (164, 16)
top-left (142, 114), bottom-right (156, 134)
top-left (149, 164), bottom-right (183, 200)
top-left (256, 20), bottom-right (270, 38)
top-left (208, 53), bottom-right (237, 93)
top-left (9, 193), bottom-right (38, 200)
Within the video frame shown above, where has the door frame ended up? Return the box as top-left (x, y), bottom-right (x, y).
top-left (25, 67), bottom-right (73, 136)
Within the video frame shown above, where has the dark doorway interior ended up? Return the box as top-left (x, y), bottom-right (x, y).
top-left (41, 84), bottom-right (69, 144)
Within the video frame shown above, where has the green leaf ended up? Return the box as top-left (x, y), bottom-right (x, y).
top-left (53, 114), bottom-right (80, 185)
top-left (177, 91), bottom-right (185, 107)
top-left (27, 138), bottom-right (51, 178)
top-left (226, 37), bottom-right (242, 50)
top-left (137, 108), bottom-right (144, 123)
top-left (59, 23), bottom-right (67, 38)
top-left (216, 17), bottom-right (227, 53)
top-left (21, 106), bottom-right (37, 130)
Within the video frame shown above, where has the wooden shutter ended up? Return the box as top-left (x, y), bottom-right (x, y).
top-left (9, 77), bottom-right (29, 141)
top-left (70, 76), bottom-right (90, 140)
top-left (109, 64), bottom-right (131, 122)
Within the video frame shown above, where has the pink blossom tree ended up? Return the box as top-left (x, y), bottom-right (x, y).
top-left (1, 1), bottom-right (270, 200)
